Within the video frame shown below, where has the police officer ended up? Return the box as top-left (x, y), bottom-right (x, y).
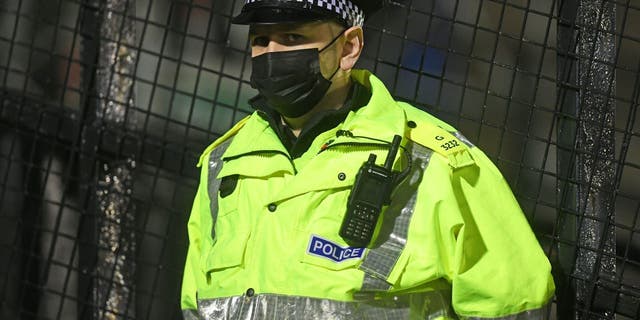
top-left (181, 1), bottom-right (555, 319)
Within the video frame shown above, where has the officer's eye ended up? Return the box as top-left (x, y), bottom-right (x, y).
top-left (283, 33), bottom-right (304, 44)
top-left (251, 36), bottom-right (269, 47)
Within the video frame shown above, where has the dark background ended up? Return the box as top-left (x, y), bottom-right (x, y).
top-left (0, 0), bottom-right (638, 319)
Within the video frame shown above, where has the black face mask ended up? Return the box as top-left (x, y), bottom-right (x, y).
top-left (250, 32), bottom-right (343, 118)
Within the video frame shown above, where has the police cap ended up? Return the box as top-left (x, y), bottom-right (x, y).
top-left (231, 0), bottom-right (385, 27)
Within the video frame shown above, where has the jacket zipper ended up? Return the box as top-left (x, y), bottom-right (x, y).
top-left (223, 150), bottom-right (298, 174)
top-left (318, 141), bottom-right (391, 155)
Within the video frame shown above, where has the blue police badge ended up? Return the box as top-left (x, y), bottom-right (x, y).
top-left (307, 235), bottom-right (365, 262)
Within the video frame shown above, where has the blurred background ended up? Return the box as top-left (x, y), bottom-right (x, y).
top-left (0, 0), bottom-right (638, 319)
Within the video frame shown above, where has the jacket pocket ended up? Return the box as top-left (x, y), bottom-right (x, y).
top-left (202, 209), bottom-right (250, 273)
top-left (297, 213), bottom-right (412, 289)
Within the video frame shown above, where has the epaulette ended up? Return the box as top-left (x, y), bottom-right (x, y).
top-left (406, 120), bottom-right (475, 169)
top-left (197, 116), bottom-right (250, 167)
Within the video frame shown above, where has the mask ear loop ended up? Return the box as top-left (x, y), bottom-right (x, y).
top-left (319, 28), bottom-right (348, 80)
top-left (319, 28), bottom-right (347, 53)
top-left (327, 64), bottom-right (341, 80)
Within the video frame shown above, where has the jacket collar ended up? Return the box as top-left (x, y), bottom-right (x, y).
top-left (253, 80), bottom-right (371, 159)
top-left (338, 69), bottom-right (405, 143)
top-left (217, 69), bottom-right (408, 180)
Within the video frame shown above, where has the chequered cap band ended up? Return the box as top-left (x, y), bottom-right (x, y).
top-left (245, 0), bottom-right (365, 27)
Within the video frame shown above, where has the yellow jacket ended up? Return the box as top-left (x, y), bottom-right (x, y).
top-left (181, 70), bottom-right (555, 319)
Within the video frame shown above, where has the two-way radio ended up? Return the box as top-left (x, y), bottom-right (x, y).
top-left (339, 135), bottom-right (402, 247)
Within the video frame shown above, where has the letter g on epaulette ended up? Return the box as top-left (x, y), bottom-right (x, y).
top-left (406, 121), bottom-right (475, 169)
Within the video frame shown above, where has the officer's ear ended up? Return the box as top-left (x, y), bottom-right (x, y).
top-left (340, 26), bottom-right (364, 71)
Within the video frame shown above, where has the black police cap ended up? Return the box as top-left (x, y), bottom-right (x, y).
top-left (232, 0), bottom-right (385, 27)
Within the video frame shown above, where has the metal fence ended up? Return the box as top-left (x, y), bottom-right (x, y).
top-left (0, 0), bottom-right (638, 319)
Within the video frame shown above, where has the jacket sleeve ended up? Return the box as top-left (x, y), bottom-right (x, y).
top-left (181, 154), bottom-right (211, 319)
top-left (447, 147), bottom-right (555, 319)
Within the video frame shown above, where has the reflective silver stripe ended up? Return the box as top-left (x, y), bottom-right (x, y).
top-left (360, 274), bottom-right (391, 292)
top-left (460, 303), bottom-right (551, 320)
top-left (359, 141), bottom-right (433, 289)
top-left (208, 139), bottom-right (234, 240)
top-left (182, 309), bottom-right (200, 320)
top-left (452, 131), bottom-right (474, 148)
top-left (197, 292), bottom-right (456, 320)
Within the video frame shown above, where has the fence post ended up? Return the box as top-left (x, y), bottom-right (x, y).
top-left (79, 0), bottom-right (137, 318)
top-left (556, 0), bottom-right (579, 315)
top-left (557, 0), bottom-right (616, 318)
top-left (78, 0), bottom-right (100, 318)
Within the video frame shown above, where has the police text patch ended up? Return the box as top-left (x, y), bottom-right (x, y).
top-left (307, 235), bottom-right (365, 262)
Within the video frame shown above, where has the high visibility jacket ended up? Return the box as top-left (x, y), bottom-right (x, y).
top-left (181, 70), bottom-right (555, 320)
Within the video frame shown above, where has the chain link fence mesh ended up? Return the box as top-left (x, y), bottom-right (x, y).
top-left (0, 0), bottom-right (638, 319)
